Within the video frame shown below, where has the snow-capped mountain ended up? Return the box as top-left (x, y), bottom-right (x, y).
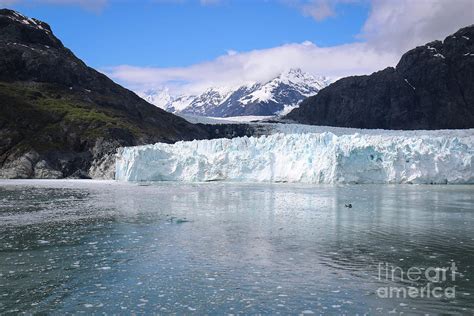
top-left (138, 69), bottom-right (331, 117)
top-left (137, 88), bottom-right (196, 113)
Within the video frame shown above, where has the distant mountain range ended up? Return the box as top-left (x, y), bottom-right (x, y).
top-left (138, 69), bottom-right (331, 117)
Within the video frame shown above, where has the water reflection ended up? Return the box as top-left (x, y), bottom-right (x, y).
top-left (0, 180), bottom-right (473, 314)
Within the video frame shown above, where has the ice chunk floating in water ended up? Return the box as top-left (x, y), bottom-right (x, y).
top-left (115, 132), bottom-right (474, 184)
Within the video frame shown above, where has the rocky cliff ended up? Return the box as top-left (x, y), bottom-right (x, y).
top-left (285, 26), bottom-right (474, 130)
top-left (0, 9), bottom-right (253, 179)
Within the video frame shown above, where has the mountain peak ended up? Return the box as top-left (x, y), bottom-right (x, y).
top-left (284, 68), bottom-right (304, 75)
top-left (139, 68), bottom-right (332, 117)
top-left (277, 68), bottom-right (305, 81)
top-left (0, 9), bottom-right (52, 33)
top-left (275, 68), bottom-right (330, 88)
top-left (0, 8), bottom-right (61, 49)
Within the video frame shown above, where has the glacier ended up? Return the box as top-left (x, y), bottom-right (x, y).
top-left (115, 132), bottom-right (474, 184)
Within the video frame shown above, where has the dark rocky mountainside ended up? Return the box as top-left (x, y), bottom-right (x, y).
top-left (286, 26), bottom-right (474, 129)
top-left (0, 9), bottom-right (253, 179)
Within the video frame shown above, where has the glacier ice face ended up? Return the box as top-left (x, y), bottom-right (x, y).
top-left (115, 132), bottom-right (474, 184)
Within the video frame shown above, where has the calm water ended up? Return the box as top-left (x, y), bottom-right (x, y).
top-left (0, 180), bottom-right (473, 314)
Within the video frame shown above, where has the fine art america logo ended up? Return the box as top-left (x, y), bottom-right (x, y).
top-left (377, 262), bottom-right (457, 299)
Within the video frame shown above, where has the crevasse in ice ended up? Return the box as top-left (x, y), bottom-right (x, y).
top-left (115, 132), bottom-right (474, 184)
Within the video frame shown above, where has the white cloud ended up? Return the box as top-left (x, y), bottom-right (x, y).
top-left (285, 0), bottom-right (358, 22)
top-left (106, 42), bottom-right (398, 94)
top-left (226, 49), bottom-right (238, 56)
top-left (360, 0), bottom-right (474, 53)
top-left (300, 0), bottom-right (336, 21)
top-left (104, 0), bottom-right (474, 94)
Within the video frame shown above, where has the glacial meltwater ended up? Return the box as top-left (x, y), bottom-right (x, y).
top-left (0, 180), bottom-right (473, 314)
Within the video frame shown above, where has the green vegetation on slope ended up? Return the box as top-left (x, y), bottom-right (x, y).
top-left (0, 81), bottom-right (149, 161)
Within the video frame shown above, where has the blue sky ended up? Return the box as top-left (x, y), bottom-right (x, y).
top-left (3, 0), bottom-right (473, 94)
top-left (6, 1), bottom-right (370, 69)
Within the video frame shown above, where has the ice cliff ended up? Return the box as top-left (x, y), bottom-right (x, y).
top-left (115, 132), bottom-right (474, 184)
